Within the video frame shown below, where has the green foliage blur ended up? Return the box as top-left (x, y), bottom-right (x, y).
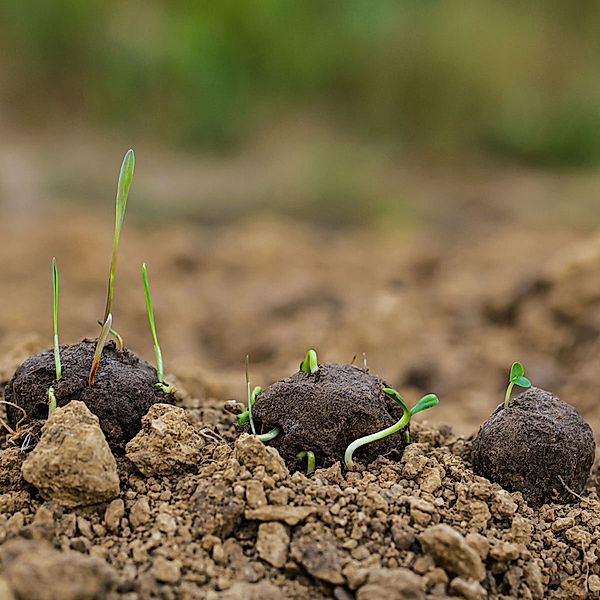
top-left (3, 1), bottom-right (600, 166)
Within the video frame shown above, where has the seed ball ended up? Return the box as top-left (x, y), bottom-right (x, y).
top-left (471, 387), bottom-right (595, 506)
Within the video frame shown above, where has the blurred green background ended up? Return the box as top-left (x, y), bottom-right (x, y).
top-left (2, 1), bottom-right (600, 225)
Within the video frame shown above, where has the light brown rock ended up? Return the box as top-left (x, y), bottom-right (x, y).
top-left (125, 404), bottom-right (205, 476)
top-left (0, 538), bottom-right (115, 600)
top-left (21, 401), bottom-right (119, 507)
top-left (151, 556), bottom-right (181, 583)
top-left (420, 524), bottom-right (485, 581)
top-left (256, 522), bottom-right (290, 567)
top-left (104, 498), bottom-right (124, 532)
top-left (449, 577), bottom-right (488, 600)
top-left (129, 496), bottom-right (151, 528)
top-left (234, 433), bottom-right (289, 481)
top-left (245, 505), bottom-right (316, 526)
top-left (356, 568), bottom-right (425, 600)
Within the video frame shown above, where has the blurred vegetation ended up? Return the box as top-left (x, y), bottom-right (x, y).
top-left (3, 1), bottom-right (600, 166)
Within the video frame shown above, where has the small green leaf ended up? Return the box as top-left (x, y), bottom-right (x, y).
top-left (510, 361), bottom-right (524, 381)
top-left (410, 394), bottom-right (439, 415)
top-left (300, 349), bottom-right (319, 374)
top-left (513, 376), bottom-right (531, 388)
top-left (382, 387), bottom-right (410, 412)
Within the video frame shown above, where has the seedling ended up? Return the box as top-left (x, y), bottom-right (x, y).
top-left (89, 149), bottom-right (134, 385)
top-left (142, 263), bottom-right (173, 394)
top-left (504, 361), bottom-right (531, 408)
top-left (245, 355), bottom-right (257, 434)
top-left (300, 349), bottom-right (319, 374)
top-left (297, 450), bottom-right (316, 475)
top-left (237, 385), bottom-right (262, 428)
top-left (256, 425), bottom-right (281, 441)
top-left (96, 321), bottom-right (124, 351)
top-left (48, 257), bottom-right (61, 417)
top-left (344, 387), bottom-right (438, 469)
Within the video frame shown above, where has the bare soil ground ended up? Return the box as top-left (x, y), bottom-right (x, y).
top-left (1, 206), bottom-right (600, 599)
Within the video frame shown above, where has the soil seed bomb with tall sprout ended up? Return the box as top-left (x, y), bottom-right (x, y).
top-left (471, 362), bottom-right (595, 506)
top-left (3, 150), bottom-right (173, 452)
top-left (236, 349), bottom-right (438, 473)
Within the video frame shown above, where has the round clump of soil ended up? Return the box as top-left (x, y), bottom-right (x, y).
top-left (471, 386), bottom-right (595, 506)
top-left (249, 363), bottom-right (409, 472)
top-left (4, 339), bottom-right (172, 452)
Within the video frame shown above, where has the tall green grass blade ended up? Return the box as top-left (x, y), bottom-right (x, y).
top-left (103, 149), bottom-right (134, 322)
top-left (52, 257), bottom-right (61, 380)
top-left (142, 263), bottom-right (164, 383)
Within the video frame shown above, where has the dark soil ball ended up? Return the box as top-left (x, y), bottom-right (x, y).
top-left (471, 387), bottom-right (595, 507)
top-left (4, 339), bottom-right (172, 453)
top-left (249, 363), bottom-right (409, 472)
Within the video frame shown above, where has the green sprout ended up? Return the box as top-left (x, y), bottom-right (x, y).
top-left (504, 361), bottom-right (531, 408)
top-left (142, 263), bottom-right (173, 394)
top-left (47, 257), bottom-right (61, 417)
top-left (297, 450), bottom-right (316, 475)
top-left (89, 149), bottom-right (134, 386)
top-left (245, 355), bottom-right (257, 435)
top-left (237, 385), bottom-right (262, 428)
top-left (344, 387), bottom-right (439, 470)
top-left (96, 320), bottom-right (124, 351)
top-left (256, 426), bottom-right (281, 442)
top-left (300, 349), bottom-right (319, 374)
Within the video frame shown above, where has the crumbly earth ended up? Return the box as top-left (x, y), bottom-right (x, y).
top-left (249, 363), bottom-right (408, 473)
top-left (471, 387), bottom-right (596, 507)
top-left (1, 376), bottom-right (600, 599)
top-left (4, 340), bottom-right (172, 452)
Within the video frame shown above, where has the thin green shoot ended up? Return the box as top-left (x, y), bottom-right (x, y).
top-left (141, 263), bottom-right (173, 394)
top-left (47, 387), bottom-right (57, 417)
top-left (256, 426), bottom-right (281, 442)
top-left (504, 361), bottom-right (531, 408)
top-left (51, 257), bottom-right (61, 380)
top-left (237, 386), bottom-right (262, 428)
top-left (344, 388), bottom-right (438, 469)
top-left (246, 355), bottom-right (256, 434)
top-left (102, 148), bottom-right (134, 323)
top-left (97, 320), bottom-right (124, 351)
top-left (300, 349), bottom-right (319, 374)
top-left (297, 450), bottom-right (316, 475)
top-left (89, 313), bottom-right (112, 386)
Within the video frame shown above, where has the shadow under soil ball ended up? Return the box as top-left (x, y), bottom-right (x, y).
top-left (471, 387), bottom-right (595, 507)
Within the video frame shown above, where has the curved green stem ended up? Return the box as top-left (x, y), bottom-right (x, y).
top-left (504, 381), bottom-right (514, 408)
top-left (97, 320), bottom-right (124, 350)
top-left (344, 407), bottom-right (411, 469)
top-left (89, 313), bottom-right (112, 385)
top-left (142, 263), bottom-right (164, 382)
top-left (256, 426), bottom-right (281, 442)
top-left (237, 386), bottom-right (262, 427)
top-left (297, 450), bottom-right (316, 474)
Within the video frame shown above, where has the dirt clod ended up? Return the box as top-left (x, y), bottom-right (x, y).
top-left (471, 387), bottom-right (595, 506)
top-left (251, 363), bottom-right (408, 472)
top-left (125, 403), bottom-right (207, 476)
top-left (21, 401), bottom-right (119, 507)
top-left (4, 340), bottom-right (171, 452)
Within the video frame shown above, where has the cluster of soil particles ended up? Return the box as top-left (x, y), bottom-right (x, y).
top-left (1, 359), bottom-right (600, 600)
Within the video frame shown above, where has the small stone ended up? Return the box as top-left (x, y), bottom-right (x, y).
top-left (125, 404), bottom-right (205, 477)
top-left (465, 533), bottom-right (489, 560)
top-left (245, 505), bottom-right (316, 526)
top-left (420, 525), bottom-right (485, 581)
top-left (234, 434), bottom-right (289, 481)
top-left (0, 577), bottom-right (15, 600)
top-left (0, 538), bottom-right (115, 600)
top-left (490, 490), bottom-right (517, 520)
top-left (151, 557), bottom-right (181, 583)
top-left (552, 516), bottom-right (575, 532)
top-left (129, 497), bottom-right (151, 528)
top-left (245, 480), bottom-right (267, 508)
top-left (588, 574), bottom-right (600, 593)
top-left (410, 498), bottom-right (435, 527)
top-left (489, 542), bottom-right (519, 561)
top-left (256, 522), bottom-right (289, 567)
top-left (510, 516), bottom-right (532, 545)
top-left (156, 512), bottom-right (177, 534)
top-left (449, 577), bottom-right (487, 600)
top-left (21, 402), bottom-right (119, 508)
top-left (76, 517), bottom-right (93, 539)
top-left (356, 568), bottom-right (425, 600)
top-left (104, 499), bottom-right (124, 532)
top-left (417, 467), bottom-right (442, 493)
top-left (290, 523), bottom-right (344, 585)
